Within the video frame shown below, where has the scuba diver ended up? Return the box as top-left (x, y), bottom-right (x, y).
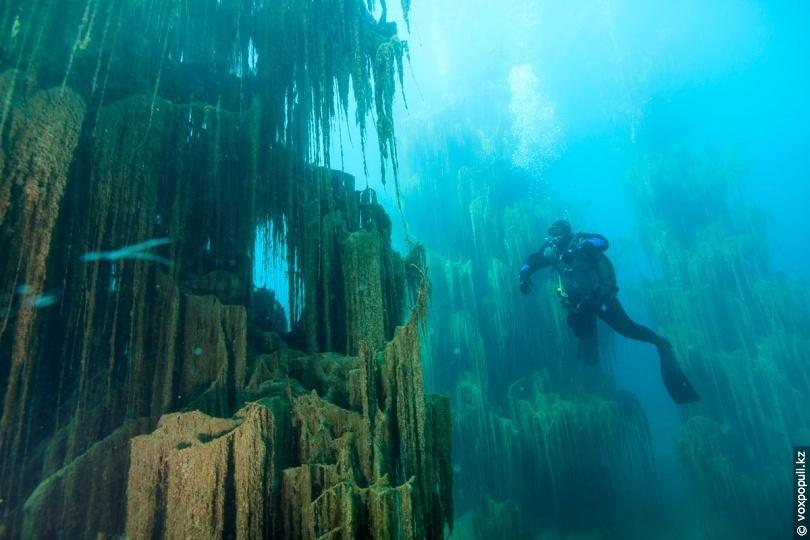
top-left (519, 219), bottom-right (699, 404)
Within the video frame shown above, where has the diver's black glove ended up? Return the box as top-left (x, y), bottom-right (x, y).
top-left (519, 263), bottom-right (535, 295)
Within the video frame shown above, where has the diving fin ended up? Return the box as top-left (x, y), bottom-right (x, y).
top-left (577, 334), bottom-right (599, 364)
top-left (657, 340), bottom-right (700, 404)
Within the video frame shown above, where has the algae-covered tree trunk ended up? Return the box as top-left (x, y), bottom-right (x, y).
top-left (0, 1), bottom-right (452, 538)
top-left (626, 148), bottom-right (810, 539)
top-left (399, 100), bottom-right (653, 536)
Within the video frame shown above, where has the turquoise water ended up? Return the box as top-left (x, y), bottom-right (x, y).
top-left (370, 1), bottom-right (810, 538)
top-left (0, 1), bottom-right (806, 538)
top-left (380, 0), bottom-right (809, 277)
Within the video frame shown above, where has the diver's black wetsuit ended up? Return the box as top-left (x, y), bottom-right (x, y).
top-left (520, 231), bottom-right (663, 346)
top-left (569, 294), bottom-right (662, 344)
top-left (519, 224), bottom-right (700, 404)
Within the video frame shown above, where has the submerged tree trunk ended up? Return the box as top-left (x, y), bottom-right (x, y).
top-left (0, 1), bottom-right (451, 538)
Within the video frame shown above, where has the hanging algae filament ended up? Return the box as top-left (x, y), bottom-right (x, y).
top-left (396, 97), bottom-right (655, 536)
top-left (0, 0), bottom-right (451, 538)
top-left (0, 86), bottom-right (86, 510)
top-left (627, 148), bottom-right (810, 538)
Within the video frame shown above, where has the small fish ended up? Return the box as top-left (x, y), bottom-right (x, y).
top-left (21, 291), bottom-right (61, 309)
top-left (81, 238), bottom-right (173, 268)
top-left (5, 285), bottom-right (61, 312)
top-left (15, 284), bottom-right (33, 295)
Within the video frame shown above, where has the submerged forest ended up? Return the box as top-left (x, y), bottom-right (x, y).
top-left (0, 0), bottom-right (808, 539)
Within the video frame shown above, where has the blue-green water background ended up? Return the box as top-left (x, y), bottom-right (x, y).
top-left (353, 0), bottom-right (809, 278)
top-left (328, 0), bottom-right (809, 537)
